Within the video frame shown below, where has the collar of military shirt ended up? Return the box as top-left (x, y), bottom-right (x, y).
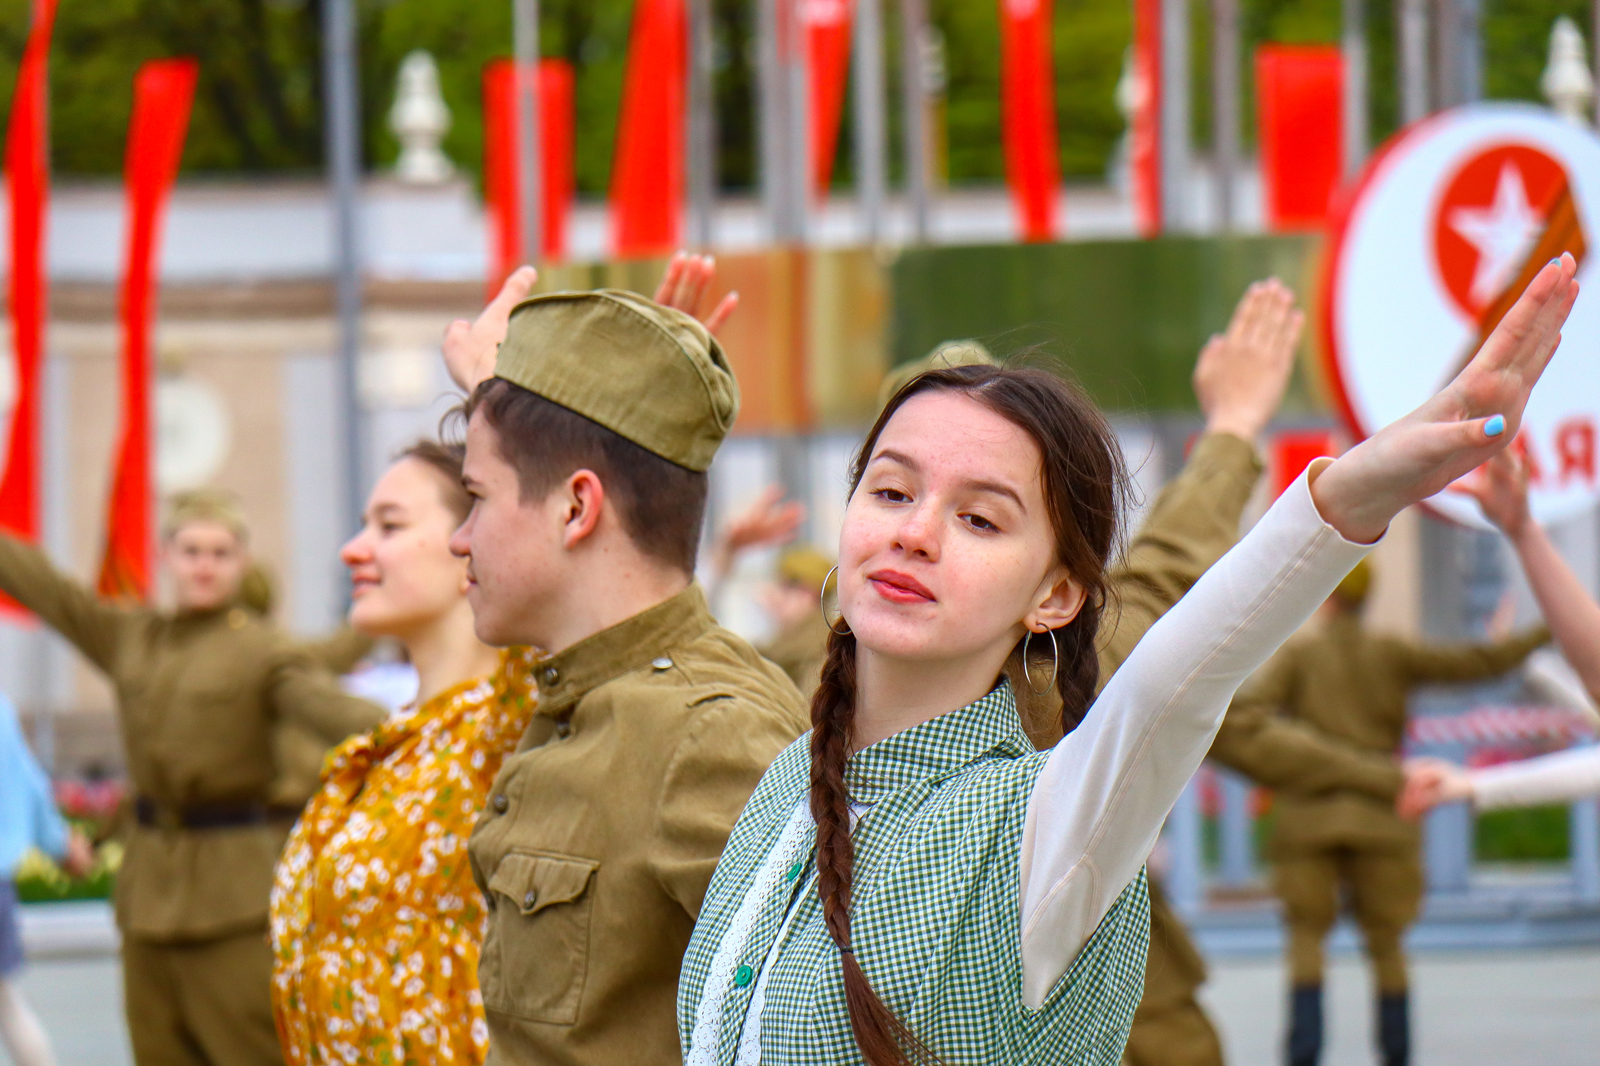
top-left (843, 680), bottom-right (1034, 803)
top-left (532, 583), bottom-right (718, 721)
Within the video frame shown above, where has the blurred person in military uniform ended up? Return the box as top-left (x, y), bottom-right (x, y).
top-left (0, 489), bottom-right (386, 1066)
top-left (237, 561), bottom-right (378, 812)
top-left (704, 485), bottom-right (833, 696)
top-left (1236, 557), bottom-right (1549, 1066)
top-left (440, 256), bottom-right (809, 1066)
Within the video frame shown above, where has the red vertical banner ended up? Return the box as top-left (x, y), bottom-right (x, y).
top-left (0, 0), bottom-right (59, 559)
top-left (97, 59), bottom-right (198, 602)
top-left (1272, 429), bottom-right (1339, 497)
top-left (1257, 45), bottom-right (1343, 231)
top-left (611, 0), bottom-right (687, 258)
top-left (483, 58), bottom-right (576, 294)
top-left (1130, 0), bottom-right (1162, 237)
top-left (999, 0), bottom-right (1060, 241)
top-left (803, 0), bottom-right (853, 197)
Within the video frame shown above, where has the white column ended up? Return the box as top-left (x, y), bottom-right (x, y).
top-left (1342, 0), bottom-right (1369, 177)
top-left (1217, 768), bottom-right (1256, 886)
top-left (899, 0), bottom-right (931, 241)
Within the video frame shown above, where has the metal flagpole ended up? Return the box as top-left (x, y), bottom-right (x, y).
top-left (322, 0), bottom-right (364, 530)
top-left (853, 0), bottom-right (888, 242)
top-left (1210, 0), bottom-right (1239, 231)
top-left (1397, 0), bottom-right (1428, 123)
top-left (899, 0), bottom-right (929, 242)
top-left (757, 0), bottom-right (786, 240)
top-left (513, 0), bottom-right (543, 264)
top-left (785, 0), bottom-right (812, 242)
top-left (1342, 0), bottom-right (1368, 178)
top-left (1159, 0), bottom-right (1190, 230)
top-left (687, 0), bottom-right (716, 247)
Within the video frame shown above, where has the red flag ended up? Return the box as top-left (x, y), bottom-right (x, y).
top-left (1130, 0), bottom-right (1162, 237)
top-left (1257, 45), bottom-right (1343, 231)
top-left (0, 0), bottom-right (59, 559)
top-left (483, 58), bottom-right (576, 294)
top-left (803, 0), bottom-right (853, 197)
top-left (611, 0), bottom-right (687, 258)
top-left (97, 59), bottom-right (198, 602)
top-left (1272, 429), bottom-right (1339, 497)
top-left (999, 0), bottom-right (1060, 241)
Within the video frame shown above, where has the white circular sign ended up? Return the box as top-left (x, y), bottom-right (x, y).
top-left (1322, 103), bottom-right (1600, 528)
top-left (157, 377), bottom-right (231, 492)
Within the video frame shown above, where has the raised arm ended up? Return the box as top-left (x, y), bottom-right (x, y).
top-left (1017, 467), bottom-right (1370, 1004)
top-left (1393, 625), bottom-right (1549, 684)
top-left (1461, 448), bottom-right (1600, 702)
top-left (1016, 252), bottom-right (1581, 1005)
top-left (0, 533), bottom-right (133, 673)
top-left (267, 649), bottom-right (387, 745)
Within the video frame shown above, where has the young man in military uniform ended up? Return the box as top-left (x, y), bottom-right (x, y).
top-left (441, 259), bottom-right (808, 1066)
top-left (1236, 559), bottom-right (1549, 1066)
top-left (0, 490), bottom-right (385, 1066)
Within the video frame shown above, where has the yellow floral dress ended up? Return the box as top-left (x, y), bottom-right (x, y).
top-left (270, 648), bottom-right (539, 1066)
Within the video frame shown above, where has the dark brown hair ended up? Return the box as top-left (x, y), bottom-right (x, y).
top-left (461, 378), bottom-right (709, 573)
top-left (811, 363), bottom-right (1126, 1066)
top-left (397, 439), bottom-right (472, 526)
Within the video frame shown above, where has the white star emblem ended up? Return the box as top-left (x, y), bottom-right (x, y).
top-left (1448, 161), bottom-right (1546, 307)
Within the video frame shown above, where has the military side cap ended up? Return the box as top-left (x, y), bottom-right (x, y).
top-left (1335, 558), bottom-right (1373, 607)
top-left (777, 545), bottom-right (835, 592)
top-left (494, 289), bottom-right (739, 472)
top-left (876, 339), bottom-right (998, 410)
top-left (164, 488), bottom-right (249, 543)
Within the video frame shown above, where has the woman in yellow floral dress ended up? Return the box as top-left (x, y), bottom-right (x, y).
top-left (270, 441), bottom-right (538, 1066)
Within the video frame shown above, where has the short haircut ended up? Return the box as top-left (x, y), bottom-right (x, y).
top-left (461, 378), bottom-right (708, 573)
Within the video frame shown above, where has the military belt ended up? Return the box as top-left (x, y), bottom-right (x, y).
top-left (133, 797), bottom-right (296, 831)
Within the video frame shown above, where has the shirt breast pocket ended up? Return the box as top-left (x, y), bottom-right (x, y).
top-left (480, 851), bottom-right (600, 1026)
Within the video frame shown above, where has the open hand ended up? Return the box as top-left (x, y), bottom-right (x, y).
top-left (709, 485), bottom-right (806, 579)
top-left (1457, 448), bottom-right (1533, 538)
top-left (443, 265), bottom-right (539, 392)
top-left (654, 251), bottom-right (739, 334)
top-left (1310, 254), bottom-right (1579, 544)
top-left (1193, 279), bottom-right (1304, 443)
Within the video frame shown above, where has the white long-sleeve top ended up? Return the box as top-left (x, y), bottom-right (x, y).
top-left (1016, 459), bottom-right (1371, 1003)
top-left (1471, 746), bottom-right (1600, 810)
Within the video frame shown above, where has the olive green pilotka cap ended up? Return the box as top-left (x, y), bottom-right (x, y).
top-left (876, 338), bottom-right (998, 409)
top-left (493, 289), bottom-right (739, 473)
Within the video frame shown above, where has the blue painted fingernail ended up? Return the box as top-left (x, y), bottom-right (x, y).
top-left (1484, 414), bottom-right (1506, 437)
top-left (1550, 258), bottom-right (1561, 266)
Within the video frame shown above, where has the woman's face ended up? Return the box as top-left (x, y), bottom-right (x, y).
top-left (341, 457), bottom-right (469, 639)
top-left (838, 389), bottom-right (1083, 663)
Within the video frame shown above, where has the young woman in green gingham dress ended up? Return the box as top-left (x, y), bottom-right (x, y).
top-left (678, 256), bottom-right (1580, 1066)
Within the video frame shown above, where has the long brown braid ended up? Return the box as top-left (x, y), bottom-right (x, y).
top-left (809, 364), bottom-right (1126, 1066)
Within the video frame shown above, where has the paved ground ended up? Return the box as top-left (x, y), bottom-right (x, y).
top-left (7, 947), bottom-right (1599, 1065)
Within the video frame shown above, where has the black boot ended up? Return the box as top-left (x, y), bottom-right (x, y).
top-left (1287, 984), bottom-right (1323, 1066)
top-left (1378, 991), bottom-right (1410, 1066)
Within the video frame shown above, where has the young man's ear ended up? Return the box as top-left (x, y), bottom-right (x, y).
top-left (562, 470), bottom-right (607, 548)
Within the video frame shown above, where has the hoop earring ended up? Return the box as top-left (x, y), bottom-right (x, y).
top-left (1023, 626), bottom-right (1059, 694)
top-left (820, 566), bottom-right (851, 635)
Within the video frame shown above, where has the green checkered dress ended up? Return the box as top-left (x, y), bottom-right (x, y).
top-left (678, 682), bottom-right (1150, 1066)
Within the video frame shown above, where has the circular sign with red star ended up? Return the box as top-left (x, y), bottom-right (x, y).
top-left (1322, 103), bottom-right (1600, 528)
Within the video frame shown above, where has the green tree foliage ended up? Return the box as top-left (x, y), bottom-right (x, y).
top-left (0, 0), bottom-right (1588, 191)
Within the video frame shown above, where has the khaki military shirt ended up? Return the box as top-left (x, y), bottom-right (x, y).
top-left (757, 609), bottom-right (831, 700)
top-left (468, 584), bottom-right (807, 1066)
top-left (1237, 612), bottom-right (1550, 850)
top-left (0, 534), bottom-right (385, 942)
